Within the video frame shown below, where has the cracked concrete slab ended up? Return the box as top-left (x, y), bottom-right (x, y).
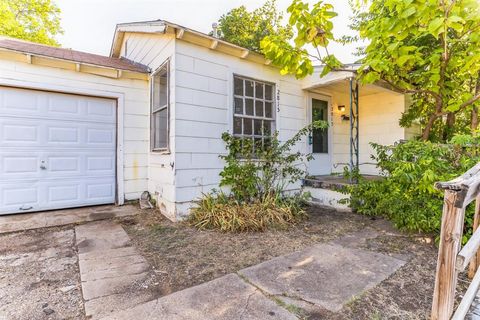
top-left (100, 273), bottom-right (297, 320)
top-left (0, 204), bottom-right (140, 234)
top-left (75, 221), bottom-right (157, 319)
top-left (238, 242), bottom-right (406, 312)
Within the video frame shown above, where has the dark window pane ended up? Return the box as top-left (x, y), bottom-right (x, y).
top-left (255, 82), bottom-right (263, 99)
top-left (233, 117), bottom-right (242, 134)
top-left (245, 98), bottom-right (254, 115)
top-left (254, 119), bottom-right (262, 135)
top-left (265, 84), bottom-right (273, 100)
top-left (234, 77), bottom-right (243, 96)
top-left (234, 98), bottom-right (243, 114)
top-left (264, 137), bottom-right (272, 150)
top-left (263, 120), bottom-right (271, 136)
top-left (153, 67), bottom-right (168, 112)
top-left (254, 137), bottom-right (263, 154)
top-left (265, 101), bottom-right (273, 118)
top-left (244, 118), bottom-right (253, 135)
top-left (159, 70), bottom-right (168, 107)
top-left (312, 99), bottom-right (328, 153)
top-left (153, 108), bottom-right (168, 149)
top-left (255, 100), bottom-right (264, 117)
top-left (245, 80), bottom-right (254, 97)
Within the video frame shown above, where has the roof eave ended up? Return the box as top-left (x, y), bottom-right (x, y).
top-left (0, 47), bottom-right (149, 80)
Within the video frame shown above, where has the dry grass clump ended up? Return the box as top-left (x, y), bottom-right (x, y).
top-left (189, 192), bottom-right (307, 232)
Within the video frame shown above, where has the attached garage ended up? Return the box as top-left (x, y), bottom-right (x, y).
top-left (0, 37), bottom-right (150, 215)
top-left (0, 87), bottom-right (117, 214)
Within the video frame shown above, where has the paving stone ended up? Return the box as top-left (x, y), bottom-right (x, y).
top-left (81, 272), bottom-right (150, 300)
top-left (81, 261), bottom-right (150, 282)
top-left (75, 221), bottom-right (157, 319)
top-left (239, 242), bottom-right (406, 312)
top-left (85, 291), bottom-right (156, 319)
top-left (79, 246), bottom-right (139, 261)
top-left (79, 253), bottom-right (147, 274)
top-left (100, 274), bottom-right (297, 320)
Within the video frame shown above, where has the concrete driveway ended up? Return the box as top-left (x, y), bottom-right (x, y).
top-left (0, 225), bottom-right (84, 319)
top-left (0, 205), bottom-right (141, 320)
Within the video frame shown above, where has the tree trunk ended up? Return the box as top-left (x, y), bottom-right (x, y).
top-left (472, 75), bottom-right (480, 132)
top-left (443, 112), bottom-right (456, 142)
top-left (472, 106), bottom-right (479, 132)
top-left (423, 114), bottom-right (439, 141)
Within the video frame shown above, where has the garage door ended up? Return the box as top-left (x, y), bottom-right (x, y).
top-left (0, 86), bottom-right (117, 215)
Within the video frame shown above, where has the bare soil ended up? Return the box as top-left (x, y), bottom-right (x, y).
top-left (0, 226), bottom-right (84, 320)
top-left (121, 205), bottom-right (441, 319)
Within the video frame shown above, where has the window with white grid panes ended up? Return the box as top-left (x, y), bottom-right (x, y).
top-left (233, 75), bottom-right (275, 152)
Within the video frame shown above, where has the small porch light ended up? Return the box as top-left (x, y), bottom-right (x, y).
top-left (338, 105), bottom-right (349, 121)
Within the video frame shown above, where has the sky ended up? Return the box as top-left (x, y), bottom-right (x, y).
top-left (54, 0), bottom-right (361, 64)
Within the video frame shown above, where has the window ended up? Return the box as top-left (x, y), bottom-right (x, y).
top-left (151, 61), bottom-right (169, 151)
top-left (233, 75), bottom-right (275, 153)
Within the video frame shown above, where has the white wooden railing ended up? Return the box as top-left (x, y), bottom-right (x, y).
top-left (432, 163), bottom-right (480, 319)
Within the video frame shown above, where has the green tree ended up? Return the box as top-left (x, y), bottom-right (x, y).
top-left (215, 0), bottom-right (293, 52)
top-left (261, 0), bottom-right (480, 142)
top-left (0, 0), bottom-right (62, 46)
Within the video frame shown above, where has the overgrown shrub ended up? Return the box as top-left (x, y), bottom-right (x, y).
top-left (189, 121), bottom-right (327, 232)
top-left (345, 138), bottom-right (480, 240)
top-left (190, 191), bottom-right (309, 232)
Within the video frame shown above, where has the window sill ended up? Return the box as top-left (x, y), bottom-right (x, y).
top-left (151, 149), bottom-right (171, 155)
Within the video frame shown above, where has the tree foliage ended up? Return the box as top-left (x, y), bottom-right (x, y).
top-left (355, 0), bottom-right (480, 141)
top-left (215, 0), bottom-right (292, 52)
top-left (261, 0), bottom-right (480, 142)
top-left (0, 0), bottom-right (62, 46)
top-left (260, 0), bottom-right (340, 78)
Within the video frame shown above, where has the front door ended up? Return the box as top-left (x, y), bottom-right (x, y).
top-left (308, 95), bottom-right (331, 176)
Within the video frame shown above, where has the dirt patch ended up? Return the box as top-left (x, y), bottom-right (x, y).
top-left (0, 226), bottom-right (84, 320)
top-left (121, 205), bottom-right (441, 318)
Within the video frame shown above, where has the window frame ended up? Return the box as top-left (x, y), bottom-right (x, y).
top-left (150, 60), bottom-right (170, 152)
top-left (232, 74), bottom-right (276, 153)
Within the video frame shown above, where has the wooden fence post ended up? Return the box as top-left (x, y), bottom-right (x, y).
top-left (469, 195), bottom-right (480, 279)
top-left (431, 190), bottom-right (466, 320)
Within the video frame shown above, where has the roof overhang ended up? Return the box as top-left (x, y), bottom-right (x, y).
top-left (110, 20), bottom-right (270, 65)
top-left (0, 47), bottom-right (148, 80)
top-left (303, 65), bottom-right (403, 96)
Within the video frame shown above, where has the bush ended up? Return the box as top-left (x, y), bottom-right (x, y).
top-left (189, 121), bottom-right (327, 232)
top-left (346, 139), bottom-right (480, 240)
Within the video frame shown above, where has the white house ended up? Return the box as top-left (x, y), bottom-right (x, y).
top-left (0, 19), bottom-right (419, 220)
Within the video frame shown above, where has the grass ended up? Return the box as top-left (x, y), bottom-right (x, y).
top-left (188, 191), bottom-right (307, 232)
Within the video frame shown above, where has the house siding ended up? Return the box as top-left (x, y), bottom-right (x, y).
top-left (0, 59), bottom-right (149, 201)
top-left (173, 40), bottom-right (307, 218)
top-left (120, 31), bottom-right (178, 219)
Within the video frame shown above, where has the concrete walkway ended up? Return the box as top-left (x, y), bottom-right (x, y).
top-left (0, 205), bottom-right (139, 234)
top-left (97, 225), bottom-right (407, 319)
top-left (75, 221), bottom-right (157, 319)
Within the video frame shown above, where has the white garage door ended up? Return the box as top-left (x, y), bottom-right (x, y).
top-left (0, 86), bottom-right (117, 215)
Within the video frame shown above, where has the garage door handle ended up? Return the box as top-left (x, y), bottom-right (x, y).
top-left (19, 205), bottom-right (33, 211)
top-left (40, 161), bottom-right (47, 170)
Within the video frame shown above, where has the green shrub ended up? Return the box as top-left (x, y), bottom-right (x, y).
top-left (189, 121), bottom-right (327, 232)
top-left (345, 139), bottom-right (480, 239)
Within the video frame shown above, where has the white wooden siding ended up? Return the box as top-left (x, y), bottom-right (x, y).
top-left (0, 59), bottom-right (150, 201)
top-left (120, 31), bottom-right (177, 219)
top-left (173, 40), bottom-right (307, 217)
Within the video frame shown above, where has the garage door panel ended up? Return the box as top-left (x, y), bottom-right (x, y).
top-left (0, 86), bottom-right (117, 215)
top-left (0, 88), bottom-right (116, 123)
top-left (0, 119), bottom-right (116, 149)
